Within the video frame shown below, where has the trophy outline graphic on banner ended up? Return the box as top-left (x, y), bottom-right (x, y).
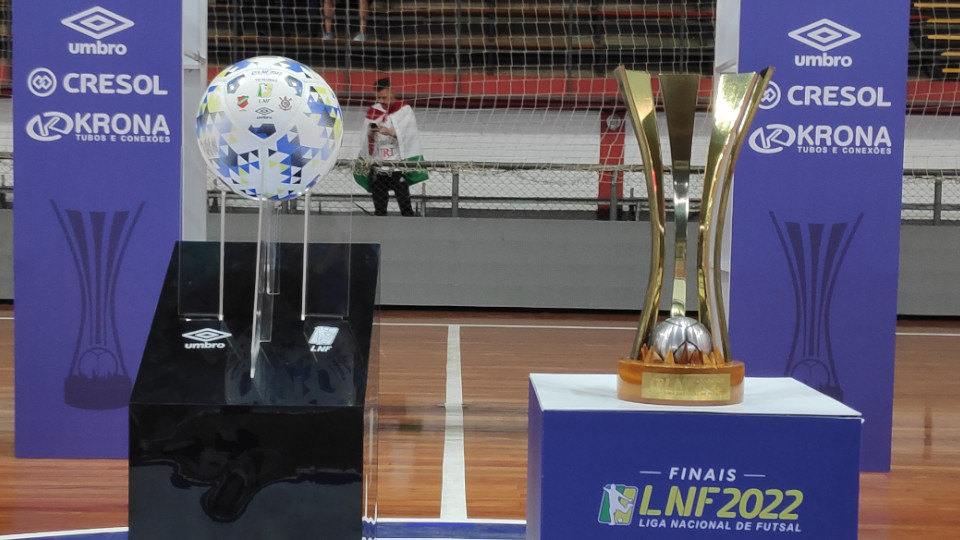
top-left (614, 66), bottom-right (772, 405)
top-left (770, 211), bottom-right (863, 402)
top-left (52, 199), bottom-right (144, 410)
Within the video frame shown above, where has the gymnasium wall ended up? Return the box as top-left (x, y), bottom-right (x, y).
top-left (1, 211), bottom-right (948, 315)
top-left (1, 95), bottom-right (957, 314)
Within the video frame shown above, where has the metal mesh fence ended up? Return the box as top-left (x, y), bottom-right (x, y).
top-left (194, 161), bottom-right (960, 223)
top-left (0, 153), bottom-right (954, 223)
top-left (0, 156), bottom-right (10, 209)
top-left (0, 2), bottom-right (958, 223)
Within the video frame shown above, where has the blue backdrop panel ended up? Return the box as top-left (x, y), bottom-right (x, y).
top-left (13, 1), bottom-right (182, 457)
top-left (730, 0), bottom-right (908, 472)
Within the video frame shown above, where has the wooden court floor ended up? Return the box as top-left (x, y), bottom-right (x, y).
top-left (1, 305), bottom-right (959, 538)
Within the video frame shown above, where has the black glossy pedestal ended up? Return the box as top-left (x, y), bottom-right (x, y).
top-left (129, 241), bottom-right (379, 539)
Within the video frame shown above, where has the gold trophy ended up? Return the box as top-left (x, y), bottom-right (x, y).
top-left (614, 66), bottom-right (772, 405)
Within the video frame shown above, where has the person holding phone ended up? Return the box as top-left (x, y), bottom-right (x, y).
top-left (354, 78), bottom-right (428, 216)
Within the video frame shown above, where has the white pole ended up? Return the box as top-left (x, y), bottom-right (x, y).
top-left (181, 0), bottom-right (209, 240)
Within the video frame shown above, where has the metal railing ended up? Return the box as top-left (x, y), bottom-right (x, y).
top-left (1, 157), bottom-right (958, 224)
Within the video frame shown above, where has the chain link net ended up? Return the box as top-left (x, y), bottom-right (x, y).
top-left (0, 2), bottom-right (957, 223)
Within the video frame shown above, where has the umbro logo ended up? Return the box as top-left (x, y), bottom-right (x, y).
top-left (788, 19), bottom-right (861, 53)
top-left (62, 6), bottom-right (134, 40)
top-left (789, 19), bottom-right (859, 69)
top-left (183, 328), bottom-right (231, 349)
top-left (62, 6), bottom-right (134, 56)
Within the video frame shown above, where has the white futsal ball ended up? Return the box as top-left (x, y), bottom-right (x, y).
top-left (196, 56), bottom-right (343, 200)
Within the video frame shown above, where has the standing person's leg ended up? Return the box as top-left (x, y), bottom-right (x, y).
top-left (353, 0), bottom-right (369, 41)
top-left (303, 0), bottom-right (322, 38)
top-left (322, 0), bottom-right (335, 39)
top-left (371, 172), bottom-right (390, 216)
top-left (392, 174), bottom-right (415, 217)
top-left (269, 0), bottom-right (287, 36)
top-left (239, 0), bottom-right (271, 36)
top-left (279, 0), bottom-right (304, 37)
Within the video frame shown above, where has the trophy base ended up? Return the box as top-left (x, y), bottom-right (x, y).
top-left (64, 374), bottom-right (132, 410)
top-left (617, 359), bottom-right (745, 406)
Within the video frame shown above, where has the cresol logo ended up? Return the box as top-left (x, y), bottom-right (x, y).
top-left (788, 19), bottom-right (860, 69)
top-left (749, 123), bottom-right (892, 156)
top-left (62, 6), bottom-right (134, 56)
top-left (758, 84), bottom-right (893, 111)
top-left (758, 81), bottom-right (782, 110)
top-left (28, 68), bottom-right (169, 98)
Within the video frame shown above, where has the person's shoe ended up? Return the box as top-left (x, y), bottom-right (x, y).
top-left (352, 32), bottom-right (367, 42)
top-left (322, 32), bottom-right (334, 40)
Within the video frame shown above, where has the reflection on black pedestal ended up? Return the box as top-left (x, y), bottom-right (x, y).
top-left (129, 242), bottom-right (379, 539)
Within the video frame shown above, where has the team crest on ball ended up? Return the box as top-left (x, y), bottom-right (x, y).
top-left (196, 56), bottom-right (343, 201)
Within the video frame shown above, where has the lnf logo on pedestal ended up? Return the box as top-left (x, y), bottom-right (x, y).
top-left (729, 0), bottom-right (907, 472)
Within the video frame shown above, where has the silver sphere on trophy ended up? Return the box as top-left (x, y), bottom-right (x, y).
top-left (647, 316), bottom-right (713, 365)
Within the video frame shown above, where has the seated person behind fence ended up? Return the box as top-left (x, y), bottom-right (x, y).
top-left (354, 78), bottom-right (428, 216)
top-left (323, 0), bottom-right (368, 41)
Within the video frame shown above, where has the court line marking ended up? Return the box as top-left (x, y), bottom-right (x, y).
top-left (382, 321), bottom-right (960, 337)
top-left (0, 520), bottom-right (528, 540)
top-left (1, 315), bottom-right (958, 337)
top-left (379, 518), bottom-right (525, 524)
top-left (382, 322), bottom-right (636, 331)
top-left (441, 324), bottom-right (468, 521)
top-left (0, 527), bottom-right (128, 539)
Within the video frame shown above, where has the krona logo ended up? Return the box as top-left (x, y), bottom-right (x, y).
top-left (25, 111), bottom-right (170, 143)
top-left (62, 6), bottom-right (134, 56)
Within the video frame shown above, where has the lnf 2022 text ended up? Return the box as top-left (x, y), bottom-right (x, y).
top-left (635, 485), bottom-right (803, 520)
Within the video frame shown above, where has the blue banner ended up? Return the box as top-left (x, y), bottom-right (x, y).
top-left (13, 2), bottom-right (182, 457)
top-left (730, 0), bottom-right (908, 471)
top-left (528, 377), bottom-right (862, 539)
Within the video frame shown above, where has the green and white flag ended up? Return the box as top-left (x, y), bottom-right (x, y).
top-left (354, 101), bottom-right (428, 192)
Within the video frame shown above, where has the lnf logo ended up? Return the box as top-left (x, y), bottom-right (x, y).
top-left (598, 484), bottom-right (638, 526)
top-left (309, 326), bottom-right (339, 352)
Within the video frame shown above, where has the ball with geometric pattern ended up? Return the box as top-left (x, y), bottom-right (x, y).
top-left (195, 56), bottom-right (343, 201)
